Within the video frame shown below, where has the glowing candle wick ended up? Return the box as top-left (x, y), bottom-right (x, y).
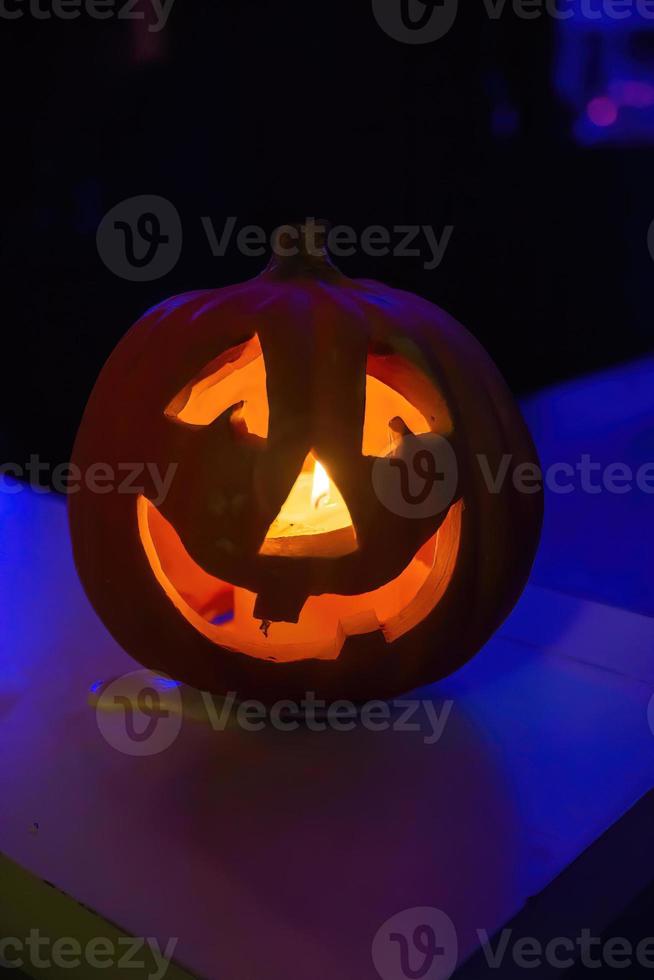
top-left (311, 460), bottom-right (331, 509)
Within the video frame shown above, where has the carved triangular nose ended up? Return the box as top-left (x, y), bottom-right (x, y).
top-left (259, 451), bottom-right (358, 558)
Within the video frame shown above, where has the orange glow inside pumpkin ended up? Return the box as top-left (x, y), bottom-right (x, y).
top-left (138, 496), bottom-right (462, 663)
top-left (152, 335), bottom-right (460, 662)
top-left (259, 453), bottom-right (358, 558)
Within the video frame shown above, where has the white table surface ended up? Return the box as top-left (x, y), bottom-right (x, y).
top-left (1, 483), bottom-right (653, 979)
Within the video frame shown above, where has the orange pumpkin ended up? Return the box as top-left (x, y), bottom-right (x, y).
top-left (69, 231), bottom-right (542, 703)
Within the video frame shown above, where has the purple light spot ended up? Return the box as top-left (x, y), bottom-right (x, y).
top-left (587, 97), bottom-right (618, 128)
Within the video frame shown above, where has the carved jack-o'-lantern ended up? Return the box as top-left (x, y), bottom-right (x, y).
top-left (70, 229), bottom-right (542, 704)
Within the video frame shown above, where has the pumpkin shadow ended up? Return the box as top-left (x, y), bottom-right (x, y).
top-left (158, 695), bottom-right (522, 979)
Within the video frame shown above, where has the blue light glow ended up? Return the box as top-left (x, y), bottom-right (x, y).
top-left (555, 12), bottom-right (654, 144)
top-left (211, 610), bottom-right (235, 626)
top-left (155, 677), bottom-right (182, 689)
top-left (521, 357), bottom-right (654, 617)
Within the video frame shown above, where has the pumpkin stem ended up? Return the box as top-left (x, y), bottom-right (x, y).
top-left (263, 218), bottom-right (342, 281)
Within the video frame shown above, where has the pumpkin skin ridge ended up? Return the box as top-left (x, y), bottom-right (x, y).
top-left (69, 260), bottom-right (543, 704)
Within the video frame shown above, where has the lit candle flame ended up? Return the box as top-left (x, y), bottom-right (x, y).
top-left (311, 460), bottom-right (331, 509)
top-left (260, 452), bottom-right (354, 548)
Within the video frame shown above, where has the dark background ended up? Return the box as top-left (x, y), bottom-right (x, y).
top-left (1, 0), bottom-right (652, 473)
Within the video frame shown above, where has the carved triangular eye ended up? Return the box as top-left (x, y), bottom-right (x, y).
top-left (165, 334), bottom-right (269, 437)
top-left (362, 350), bottom-right (453, 456)
top-left (259, 452), bottom-right (358, 559)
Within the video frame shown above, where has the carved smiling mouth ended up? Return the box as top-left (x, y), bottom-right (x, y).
top-left (138, 494), bottom-right (463, 664)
